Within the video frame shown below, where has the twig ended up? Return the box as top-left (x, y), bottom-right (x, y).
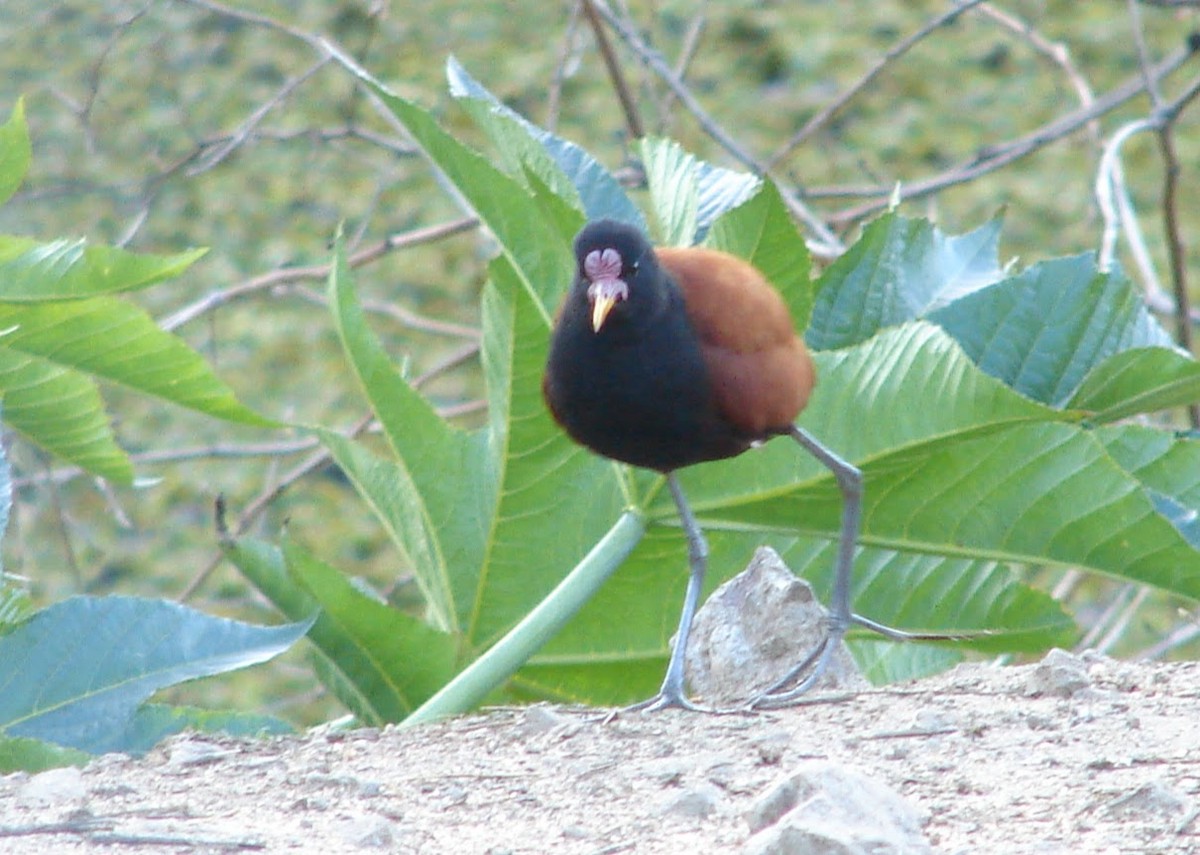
top-left (161, 216), bottom-right (480, 332)
top-left (1095, 117), bottom-right (1159, 272)
top-left (975, 3), bottom-right (1100, 144)
top-left (546, 1), bottom-right (584, 132)
top-left (581, 0), bottom-right (645, 139)
top-left (766, 0), bottom-right (990, 169)
top-left (289, 285), bottom-right (481, 341)
top-left (1156, 95), bottom-right (1199, 425)
top-left (657, 9), bottom-right (707, 131)
top-left (824, 43), bottom-right (1195, 222)
top-left (585, 0), bottom-right (843, 254)
top-left (1127, 0), bottom-right (1164, 107)
top-left (178, 335), bottom-right (482, 601)
top-left (187, 57), bottom-right (332, 176)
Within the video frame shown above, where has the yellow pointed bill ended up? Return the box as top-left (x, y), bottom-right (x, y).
top-left (591, 294), bottom-right (618, 332)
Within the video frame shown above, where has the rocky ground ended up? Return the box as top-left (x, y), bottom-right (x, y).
top-left (1, 651), bottom-right (1197, 854)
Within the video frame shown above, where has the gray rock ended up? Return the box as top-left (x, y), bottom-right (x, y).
top-left (17, 766), bottom-right (86, 805)
top-left (664, 783), bottom-right (723, 819)
top-left (686, 547), bottom-right (867, 705)
top-left (743, 762), bottom-right (931, 855)
top-left (334, 814), bottom-right (396, 848)
top-left (1025, 648), bottom-right (1090, 698)
top-left (1104, 779), bottom-right (1189, 819)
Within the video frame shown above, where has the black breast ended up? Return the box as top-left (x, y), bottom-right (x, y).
top-left (544, 287), bottom-right (752, 472)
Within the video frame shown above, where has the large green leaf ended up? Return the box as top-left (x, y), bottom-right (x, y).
top-left (930, 255), bottom-right (1174, 406)
top-left (325, 234), bottom-right (485, 631)
top-left (0, 236), bottom-right (207, 301)
top-left (0, 299), bottom-right (268, 423)
top-left (282, 536), bottom-right (457, 722)
top-left (0, 294), bottom-right (272, 482)
top-left (446, 57), bottom-right (643, 230)
top-left (705, 179), bottom-right (813, 329)
top-left (1069, 347), bottom-right (1200, 422)
top-left (0, 596), bottom-right (313, 754)
top-left (641, 137), bottom-right (700, 246)
top-left (0, 349), bottom-right (133, 482)
top-left (808, 211), bottom-right (1004, 349)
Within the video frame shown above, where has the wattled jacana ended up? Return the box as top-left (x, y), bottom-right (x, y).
top-left (544, 219), bottom-right (897, 711)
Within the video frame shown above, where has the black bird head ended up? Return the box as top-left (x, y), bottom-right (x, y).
top-left (572, 219), bottom-right (660, 332)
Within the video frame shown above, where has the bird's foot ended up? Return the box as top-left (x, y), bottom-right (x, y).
top-left (606, 688), bottom-right (710, 721)
top-left (602, 684), bottom-right (756, 721)
top-left (746, 632), bottom-right (840, 710)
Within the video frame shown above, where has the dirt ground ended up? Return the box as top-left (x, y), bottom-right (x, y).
top-left (1, 652), bottom-right (1197, 854)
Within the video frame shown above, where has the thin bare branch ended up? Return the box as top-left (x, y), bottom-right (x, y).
top-left (161, 216), bottom-right (480, 333)
top-left (1095, 117), bottom-right (1159, 272)
top-left (187, 57), bottom-right (332, 176)
top-left (1127, 0), bottom-right (1164, 106)
top-left (581, 0), bottom-right (645, 139)
top-left (766, 0), bottom-right (989, 170)
top-left (586, 0), bottom-right (843, 254)
top-left (825, 44), bottom-right (1195, 223)
top-left (657, 9), bottom-right (707, 130)
top-left (546, 1), bottom-right (585, 132)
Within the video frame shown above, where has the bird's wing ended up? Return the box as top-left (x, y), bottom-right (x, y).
top-left (657, 247), bottom-right (815, 436)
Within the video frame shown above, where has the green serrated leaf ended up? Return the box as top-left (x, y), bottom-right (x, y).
top-left (326, 233), bottom-right (485, 631)
top-left (930, 256), bottom-right (1175, 406)
top-left (447, 57), bottom-right (642, 228)
top-left (809, 211), bottom-right (1004, 349)
top-left (640, 137), bottom-right (760, 246)
top-left (221, 536), bottom-right (319, 623)
top-left (0, 349), bottom-right (134, 483)
top-left (282, 536), bottom-right (457, 723)
top-left (721, 421), bottom-right (1200, 600)
top-left (1068, 347), bottom-right (1200, 421)
top-left (1096, 423), bottom-right (1200, 549)
top-left (0, 236), bottom-right (207, 301)
top-left (0, 98), bottom-right (30, 207)
top-left (705, 179), bottom-right (813, 329)
top-left (693, 161), bottom-right (760, 242)
top-left (641, 137), bottom-right (699, 246)
top-left (0, 298), bottom-right (273, 427)
top-left (0, 596), bottom-right (314, 754)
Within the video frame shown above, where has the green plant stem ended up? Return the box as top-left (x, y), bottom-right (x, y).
top-left (401, 510), bottom-right (646, 727)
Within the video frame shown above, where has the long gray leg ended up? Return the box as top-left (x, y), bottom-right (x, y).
top-left (751, 426), bottom-right (861, 708)
top-left (624, 472), bottom-right (709, 712)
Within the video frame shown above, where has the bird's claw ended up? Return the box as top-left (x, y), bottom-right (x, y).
top-left (618, 690), bottom-right (710, 716)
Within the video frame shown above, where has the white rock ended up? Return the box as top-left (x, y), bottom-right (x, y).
top-left (743, 762), bottom-right (931, 855)
top-left (686, 547), bottom-right (867, 705)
